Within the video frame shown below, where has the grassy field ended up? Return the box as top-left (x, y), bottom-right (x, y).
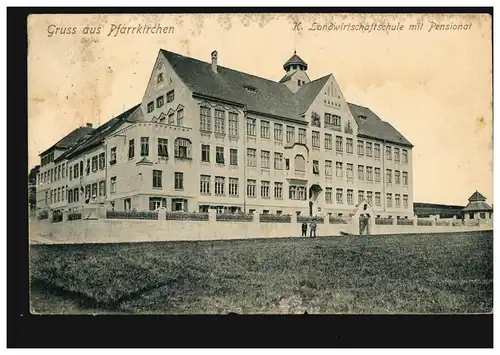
top-left (29, 231), bottom-right (493, 314)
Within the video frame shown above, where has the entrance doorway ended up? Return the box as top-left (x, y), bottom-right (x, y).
top-left (359, 215), bottom-right (370, 235)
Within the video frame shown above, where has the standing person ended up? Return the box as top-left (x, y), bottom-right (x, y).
top-left (310, 218), bottom-right (317, 238)
top-left (301, 221), bottom-right (308, 237)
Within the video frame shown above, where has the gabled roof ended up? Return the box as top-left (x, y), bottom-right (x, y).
top-left (39, 126), bottom-right (94, 156)
top-left (55, 104), bottom-right (140, 162)
top-left (347, 103), bottom-right (413, 147)
top-left (295, 75), bottom-right (331, 115)
top-left (162, 49), bottom-right (324, 121)
top-left (463, 201), bottom-right (493, 212)
top-left (468, 191), bottom-right (487, 202)
top-left (283, 52), bottom-right (308, 70)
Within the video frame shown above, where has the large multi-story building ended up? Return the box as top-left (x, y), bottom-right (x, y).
top-left (35, 49), bottom-right (414, 218)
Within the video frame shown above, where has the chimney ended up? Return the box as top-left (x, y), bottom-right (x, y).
top-left (211, 50), bottom-right (218, 73)
top-left (86, 123), bottom-right (93, 128)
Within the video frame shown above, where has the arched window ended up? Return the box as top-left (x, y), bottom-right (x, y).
top-left (294, 155), bottom-right (305, 172)
top-left (174, 138), bottom-right (192, 159)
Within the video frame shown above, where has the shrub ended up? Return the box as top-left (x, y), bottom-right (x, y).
top-left (297, 216), bottom-right (324, 224)
top-left (166, 212), bottom-right (209, 221)
top-left (107, 211), bottom-right (158, 220)
top-left (259, 214), bottom-right (291, 223)
top-left (328, 216), bottom-right (348, 224)
top-left (52, 213), bottom-right (63, 223)
top-left (375, 218), bottom-right (393, 225)
top-left (216, 213), bottom-right (253, 222)
top-left (417, 219), bottom-right (432, 226)
top-left (67, 213), bottom-right (82, 221)
top-left (37, 211), bottom-right (49, 220)
top-left (436, 220), bottom-right (451, 226)
top-left (397, 219), bottom-right (414, 225)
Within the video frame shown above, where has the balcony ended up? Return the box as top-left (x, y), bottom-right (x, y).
top-left (325, 123), bottom-right (342, 132)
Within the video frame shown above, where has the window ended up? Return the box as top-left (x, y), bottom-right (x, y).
top-left (346, 138), bottom-right (353, 154)
top-left (386, 169), bottom-right (392, 183)
top-left (358, 165), bottom-right (365, 180)
top-left (294, 155), bottom-right (305, 172)
top-left (147, 101), bottom-right (154, 113)
top-left (215, 109), bottom-right (225, 134)
top-left (261, 120), bottom-right (270, 139)
top-left (313, 160), bottom-right (320, 174)
top-left (140, 137), bottom-right (149, 157)
top-left (166, 90), bottom-right (174, 103)
top-left (274, 123), bottom-right (283, 141)
top-left (74, 188), bottom-right (79, 202)
top-left (375, 168), bottom-right (381, 182)
top-left (69, 166), bottom-right (73, 180)
top-left (200, 106), bottom-right (211, 132)
top-left (403, 195), bottom-right (408, 209)
top-left (274, 182), bottom-right (283, 199)
top-left (394, 148), bottom-right (400, 162)
top-left (402, 171), bottom-right (408, 185)
top-left (74, 163), bottom-right (79, 178)
top-left (286, 126), bottom-right (295, 143)
top-left (158, 138), bottom-right (168, 158)
top-left (200, 175), bottom-right (211, 194)
top-left (174, 138), bottom-right (192, 159)
top-left (324, 133), bottom-right (332, 150)
top-left (386, 146), bottom-right (392, 160)
top-left (201, 144), bottom-right (210, 162)
top-left (68, 189), bottom-right (73, 203)
top-left (298, 128), bottom-right (306, 144)
top-left (149, 197), bottom-right (167, 211)
top-left (97, 153), bottom-right (105, 170)
top-left (366, 166), bottom-right (373, 181)
top-left (153, 170), bottom-right (163, 188)
top-left (247, 148), bottom-right (257, 167)
top-left (285, 158), bottom-right (290, 170)
top-left (358, 190), bottom-right (365, 204)
top-left (215, 146), bottom-right (225, 164)
top-left (298, 186), bottom-right (306, 200)
top-left (157, 72), bottom-right (163, 83)
top-left (229, 178), bottom-right (239, 196)
top-left (57, 188), bottom-right (61, 202)
top-left (336, 162), bottom-right (343, 177)
top-left (110, 147), bottom-right (117, 164)
top-left (246, 118), bottom-right (256, 136)
top-left (215, 176), bottom-right (225, 195)
top-left (91, 183), bottom-right (98, 198)
top-left (336, 188), bottom-right (343, 204)
top-left (99, 181), bottom-right (106, 196)
top-left (128, 139), bottom-right (135, 159)
top-left (366, 142), bottom-right (372, 157)
top-left (357, 140), bottom-right (364, 156)
top-left (312, 131), bottom-right (320, 148)
top-left (325, 188), bottom-right (332, 203)
top-left (325, 160), bottom-right (332, 176)
top-left (172, 198), bottom-right (186, 212)
top-left (261, 150), bottom-right (270, 169)
top-left (374, 143), bottom-right (381, 158)
top-left (91, 156), bottom-right (98, 172)
top-left (274, 153), bottom-right (283, 170)
top-left (402, 149), bottom-right (408, 163)
top-left (58, 165), bottom-right (62, 180)
top-left (395, 194), bottom-right (401, 208)
top-left (174, 172), bottom-right (184, 190)
top-left (62, 164), bottom-right (66, 178)
top-left (347, 189), bottom-right (353, 205)
top-left (261, 181), bottom-right (270, 198)
top-left (395, 170), bottom-right (400, 184)
top-left (167, 112), bottom-right (174, 125)
top-left (336, 136), bottom-right (343, 152)
top-left (375, 192), bottom-right (381, 206)
top-left (230, 149), bottom-right (238, 166)
top-left (347, 163), bottom-right (354, 179)
top-left (367, 191), bottom-right (373, 205)
top-left (387, 193), bottom-right (393, 208)
top-left (177, 109), bottom-right (184, 127)
top-left (229, 112), bottom-right (238, 136)
top-left (156, 95), bottom-right (164, 108)
top-left (110, 176), bottom-right (116, 193)
top-left (289, 186), bottom-right (296, 200)
top-left (333, 115), bottom-right (341, 127)
top-left (247, 179), bottom-right (256, 197)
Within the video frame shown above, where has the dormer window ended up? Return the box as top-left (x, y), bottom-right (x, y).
top-left (244, 85), bottom-right (257, 94)
top-left (157, 73), bottom-right (164, 83)
top-left (358, 115), bottom-right (367, 120)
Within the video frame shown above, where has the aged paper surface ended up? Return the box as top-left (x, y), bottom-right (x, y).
top-left (28, 13), bottom-right (492, 315)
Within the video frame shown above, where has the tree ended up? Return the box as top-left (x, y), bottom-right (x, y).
top-left (28, 165), bottom-right (40, 210)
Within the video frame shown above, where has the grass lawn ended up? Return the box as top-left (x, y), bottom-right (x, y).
top-left (29, 231), bottom-right (493, 314)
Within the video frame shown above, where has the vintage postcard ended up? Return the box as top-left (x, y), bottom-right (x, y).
top-left (27, 12), bottom-right (493, 315)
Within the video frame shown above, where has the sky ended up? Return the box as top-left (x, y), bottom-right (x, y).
top-left (27, 13), bottom-right (493, 206)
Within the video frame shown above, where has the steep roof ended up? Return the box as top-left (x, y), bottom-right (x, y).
top-left (162, 49), bottom-right (324, 121)
top-left (463, 201), bottom-right (493, 212)
top-left (283, 52), bottom-right (308, 70)
top-left (347, 103), bottom-right (413, 147)
top-left (55, 104), bottom-right (140, 162)
top-left (40, 126), bottom-right (94, 156)
top-left (279, 69), bottom-right (297, 83)
top-left (295, 75), bottom-right (331, 115)
top-left (468, 191), bottom-right (487, 202)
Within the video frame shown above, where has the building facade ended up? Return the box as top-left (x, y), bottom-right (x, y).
top-left (35, 49), bottom-right (415, 218)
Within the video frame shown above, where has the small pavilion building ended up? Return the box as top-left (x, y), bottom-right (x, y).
top-left (462, 191), bottom-right (493, 222)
